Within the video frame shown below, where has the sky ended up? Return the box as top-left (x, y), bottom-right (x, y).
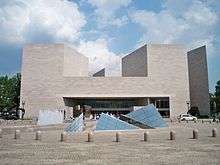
top-left (0, 0), bottom-right (219, 92)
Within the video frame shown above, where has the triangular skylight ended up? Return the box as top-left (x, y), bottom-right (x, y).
top-left (95, 113), bottom-right (138, 131)
top-left (125, 104), bottom-right (167, 128)
top-left (65, 113), bottom-right (84, 132)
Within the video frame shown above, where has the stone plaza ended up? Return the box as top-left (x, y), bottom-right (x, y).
top-left (0, 120), bottom-right (219, 164)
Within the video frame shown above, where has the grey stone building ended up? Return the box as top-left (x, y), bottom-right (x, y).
top-left (20, 44), bottom-right (210, 118)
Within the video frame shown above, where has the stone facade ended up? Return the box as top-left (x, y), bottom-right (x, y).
top-left (187, 46), bottom-right (210, 116)
top-left (93, 68), bottom-right (105, 77)
top-left (63, 45), bottom-right (88, 77)
top-left (20, 43), bottom-right (209, 118)
top-left (122, 45), bottom-right (148, 77)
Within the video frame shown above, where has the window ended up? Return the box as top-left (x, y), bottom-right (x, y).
top-left (156, 100), bottom-right (169, 108)
top-left (77, 99), bottom-right (138, 109)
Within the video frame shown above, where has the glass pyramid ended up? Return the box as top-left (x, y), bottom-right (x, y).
top-left (95, 113), bottom-right (138, 131)
top-left (65, 113), bottom-right (84, 133)
top-left (125, 104), bottom-right (167, 128)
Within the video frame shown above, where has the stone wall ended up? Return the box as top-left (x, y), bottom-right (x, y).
top-left (122, 45), bottom-right (148, 77)
top-left (20, 44), bottom-right (195, 118)
top-left (93, 68), bottom-right (105, 77)
top-left (187, 46), bottom-right (210, 116)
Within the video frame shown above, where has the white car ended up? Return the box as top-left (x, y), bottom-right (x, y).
top-left (178, 114), bottom-right (197, 121)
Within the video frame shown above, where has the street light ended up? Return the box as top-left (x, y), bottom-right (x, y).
top-left (22, 100), bottom-right (25, 109)
top-left (186, 101), bottom-right (190, 112)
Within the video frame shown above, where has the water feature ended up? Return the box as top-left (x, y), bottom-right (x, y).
top-left (37, 110), bottom-right (64, 126)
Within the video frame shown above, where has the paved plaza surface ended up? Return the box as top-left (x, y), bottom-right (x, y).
top-left (0, 120), bottom-right (220, 165)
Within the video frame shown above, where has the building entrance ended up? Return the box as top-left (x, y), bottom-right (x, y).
top-left (63, 97), bottom-right (170, 118)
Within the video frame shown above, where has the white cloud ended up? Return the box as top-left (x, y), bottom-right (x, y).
top-left (0, 0), bottom-right (122, 76)
top-left (0, 0), bottom-right (86, 44)
top-left (87, 0), bottom-right (131, 28)
top-left (77, 38), bottom-right (121, 76)
top-left (183, 0), bottom-right (217, 25)
top-left (131, 10), bottom-right (187, 44)
top-left (130, 0), bottom-right (218, 55)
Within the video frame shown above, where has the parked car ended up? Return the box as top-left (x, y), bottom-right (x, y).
top-left (178, 114), bottom-right (197, 121)
top-left (1, 108), bottom-right (19, 120)
top-left (187, 106), bottom-right (200, 117)
top-left (212, 113), bottom-right (220, 122)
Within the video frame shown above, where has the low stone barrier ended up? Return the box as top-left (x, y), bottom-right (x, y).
top-left (60, 132), bottom-right (67, 142)
top-left (2, 127), bottom-right (219, 143)
top-left (170, 131), bottom-right (175, 140)
top-left (116, 132), bottom-right (120, 142)
top-left (212, 128), bottom-right (217, 137)
top-left (35, 131), bottom-right (42, 140)
top-left (14, 130), bottom-right (21, 139)
top-left (144, 132), bottom-right (149, 142)
top-left (193, 129), bottom-right (198, 139)
top-left (87, 132), bottom-right (93, 142)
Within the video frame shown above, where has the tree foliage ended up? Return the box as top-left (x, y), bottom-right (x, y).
top-left (0, 73), bottom-right (21, 111)
top-left (215, 80), bottom-right (220, 112)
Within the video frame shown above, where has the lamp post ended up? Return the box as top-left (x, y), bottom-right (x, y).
top-left (186, 101), bottom-right (190, 112)
top-left (20, 100), bottom-right (25, 119)
top-left (22, 100), bottom-right (25, 109)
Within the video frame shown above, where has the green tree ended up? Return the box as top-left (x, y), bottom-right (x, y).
top-left (215, 80), bottom-right (220, 113)
top-left (0, 73), bottom-right (21, 111)
top-left (210, 93), bottom-right (215, 115)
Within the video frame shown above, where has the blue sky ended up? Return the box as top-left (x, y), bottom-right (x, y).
top-left (0, 0), bottom-right (219, 92)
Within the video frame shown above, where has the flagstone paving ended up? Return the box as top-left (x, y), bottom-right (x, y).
top-left (0, 120), bottom-right (219, 165)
